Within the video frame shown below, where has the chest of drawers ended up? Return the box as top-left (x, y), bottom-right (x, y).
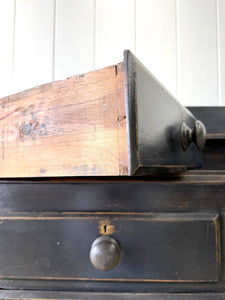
top-left (0, 173), bottom-right (224, 299)
top-left (0, 51), bottom-right (224, 299)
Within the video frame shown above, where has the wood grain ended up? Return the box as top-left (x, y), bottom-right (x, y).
top-left (0, 63), bottom-right (128, 177)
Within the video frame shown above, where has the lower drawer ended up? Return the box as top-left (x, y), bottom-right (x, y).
top-left (0, 212), bottom-right (220, 283)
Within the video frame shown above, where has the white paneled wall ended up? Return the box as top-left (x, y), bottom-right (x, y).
top-left (177, 0), bottom-right (218, 106)
top-left (0, 0), bottom-right (224, 106)
top-left (218, 0), bottom-right (225, 105)
top-left (136, 0), bottom-right (177, 96)
top-left (95, 0), bottom-right (135, 69)
top-left (0, 0), bottom-right (15, 97)
top-left (55, 0), bottom-right (94, 80)
top-left (13, 0), bottom-right (55, 93)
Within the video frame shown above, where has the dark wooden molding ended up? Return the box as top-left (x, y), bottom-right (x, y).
top-left (0, 291), bottom-right (225, 299)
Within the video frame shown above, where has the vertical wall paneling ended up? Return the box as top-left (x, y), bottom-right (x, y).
top-left (218, 0), bottom-right (225, 105)
top-left (95, 0), bottom-right (135, 70)
top-left (177, 0), bottom-right (218, 106)
top-left (13, 0), bottom-right (54, 93)
top-left (136, 0), bottom-right (177, 97)
top-left (0, 0), bottom-right (222, 107)
top-left (0, 0), bottom-right (15, 98)
top-left (54, 0), bottom-right (94, 80)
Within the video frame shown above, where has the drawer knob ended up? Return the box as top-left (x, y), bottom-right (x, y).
top-left (90, 236), bottom-right (121, 271)
top-left (181, 120), bottom-right (206, 150)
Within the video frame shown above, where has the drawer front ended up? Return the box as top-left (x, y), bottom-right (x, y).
top-left (0, 212), bottom-right (220, 282)
top-left (0, 291), bottom-right (225, 299)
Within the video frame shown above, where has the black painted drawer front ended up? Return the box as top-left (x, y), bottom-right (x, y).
top-left (0, 291), bottom-right (225, 299)
top-left (0, 212), bottom-right (219, 283)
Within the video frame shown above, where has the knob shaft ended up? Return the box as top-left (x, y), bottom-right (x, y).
top-left (90, 236), bottom-right (121, 271)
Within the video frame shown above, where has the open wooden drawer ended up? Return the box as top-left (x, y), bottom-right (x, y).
top-left (0, 50), bottom-right (207, 177)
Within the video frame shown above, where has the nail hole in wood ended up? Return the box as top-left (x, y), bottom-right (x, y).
top-left (21, 124), bottom-right (32, 136)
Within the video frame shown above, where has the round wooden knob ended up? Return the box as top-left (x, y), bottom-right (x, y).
top-left (90, 236), bottom-right (121, 271)
top-left (181, 120), bottom-right (206, 150)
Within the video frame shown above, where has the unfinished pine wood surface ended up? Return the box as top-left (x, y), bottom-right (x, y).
top-left (0, 62), bottom-right (128, 177)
